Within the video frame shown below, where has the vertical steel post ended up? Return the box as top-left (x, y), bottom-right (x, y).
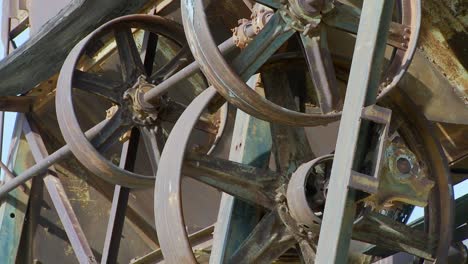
top-left (315, 0), bottom-right (394, 263)
top-left (0, 114), bottom-right (31, 264)
top-left (210, 75), bottom-right (272, 263)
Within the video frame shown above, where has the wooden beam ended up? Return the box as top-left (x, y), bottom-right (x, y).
top-left (0, 96), bottom-right (36, 112)
top-left (0, 0), bottom-right (154, 96)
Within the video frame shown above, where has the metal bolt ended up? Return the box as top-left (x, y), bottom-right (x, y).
top-left (275, 193), bottom-right (286, 203)
top-left (404, 27), bottom-right (411, 34)
top-left (401, 42), bottom-right (408, 48)
top-left (298, 227), bottom-right (305, 234)
top-left (397, 157), bottom-right (412, 174)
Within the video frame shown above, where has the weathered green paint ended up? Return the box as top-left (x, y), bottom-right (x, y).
top-left (210, 75), bottom-right (272, 262)
top-left (315, 0), bottom-right (394, 262)
top-left (0, 130), bottom-right (34, 263)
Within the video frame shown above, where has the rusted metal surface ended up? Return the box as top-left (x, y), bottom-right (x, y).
top-left (131, 225), bottom-right (214, 264)
top-left (418, 0), bottom-right (467, 103)
top-left (100, 129), bottom-right (139, 264)
top-left (353, 212), bottom-right (435, 260)
top-left (56, 14), bottom-right (225, 188)
top-left (23, 117), bottom-right (97, 264)
top-left (0, 0), bottom-right (159, 96)
top-left (154, 87), bottom-right (218, 263)
top-left (435, 122), bottom-right (468, 164)
top-left (209, 75), bottom-right (271, 262)
top-left (364, 141), bottom-right (435, 208)
top-left (0, 96), bottom-right (36, 112)
top-left (0, 116), bottom-right (33, 264)
top-left (182, 0), bottom-right (420, 127)
top-left (182, 0), bottom-right (341, 126)
top-left (154, 84), bottom-right (451, 262)
top-left (0, 0), bottom-right (463, 262)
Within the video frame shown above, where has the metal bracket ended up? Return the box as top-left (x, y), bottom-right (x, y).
top-left (349, 105), bottom-right (392, 194)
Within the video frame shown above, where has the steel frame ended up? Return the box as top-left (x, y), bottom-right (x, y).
top-left (0, 1), bottom-right (463, 263)
top-left (316, 1), bottom-right (397, 262)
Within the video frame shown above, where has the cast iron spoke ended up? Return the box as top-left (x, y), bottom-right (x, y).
top-left (160, 100), bottom-right (219, 135)
top-left (142, 31), bottom-right (159, 75)
top-left (140, 126), bottom-right (162, 173)
top-left (253, 0), bottom-right (281, 9)
top-left (90, 110), bottom-right (131, 152)
top-left (231, 12), bottom-right (295, 81)
top-left (101, 128), bottom-right (140, 264)
top-left (229, 211), bottom-right (296, 264)
top-left (114, 27), bottom-right (146, 83)
top-left (73, 70), bottom-right (123, 102)
top-left (352, 212), bottom-right (435, 260)
top-left (300, 28), bottom-right (341, 113)
top-left (261, 63), bottom-right (316, 172)
top-left (322, 2), bottom-right (408, 50)
top-left (149, 46), bottom-right (191, 83)
top-left (183, 153), bottom-right (280, 209)
top-left (297, 240), bottom-right (316, 263)
top-left (322, 2), bottom-right (361, 35)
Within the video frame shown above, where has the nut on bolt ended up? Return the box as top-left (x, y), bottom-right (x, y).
top-left (275, 193), bottom-right (286, 203)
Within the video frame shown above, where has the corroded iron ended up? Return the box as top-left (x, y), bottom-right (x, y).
top-left (363, 140), bottom-right (435, 209)
top-left (182, 0), bottom-right (421, 124)
top-left (0, 0), bottom-right (462, 262)
top-left (56, 15), bottom-right (226, 187)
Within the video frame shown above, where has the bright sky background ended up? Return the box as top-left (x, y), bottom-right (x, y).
top-left (0, 0), bottom-right (29, 179)
top-left (0, 0), bottom-right (465, 224)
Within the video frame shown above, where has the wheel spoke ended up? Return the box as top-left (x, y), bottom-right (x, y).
top-left (262, 64), bottom-right (316, 173)
top-left (297, 240), bottom-right (316, 263)
top-left (73, 70), bottom-right (123, 102)
top-left (232, 12), bottom-right (296, 81)
top-left (322, 2), bottom-right (409, 50)
top-left (114, 27), bottom-right (146, 83)
top-left (254, 0), bottom-right (281, 9)
top-left (184, 153), bottom-right (280, 209)
top-left (140, 126), bottom-right (162, 174)
top-left (352, 212), bottom-right (435, 260)
top-left (91, 110), bottom-right (131, 152)
top-left (142, 31), bottom-right (159, 75)
top-left (149, 46), bottom-right (191, 83)
top-left (229, 211), bottom-right (296, 264)
top-left (300, 28), bottom-right (341, 113)
top-left (160, 100), bottom-right (219, 135)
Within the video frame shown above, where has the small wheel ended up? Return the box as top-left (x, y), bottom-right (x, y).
top-left (180, 0), bottom-right (420, 126)
top-left (56, 15), bottom-right (226, 188)
top-left (153, 68), bottom-right (451, 263)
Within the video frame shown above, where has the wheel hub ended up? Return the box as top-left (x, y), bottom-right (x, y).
top-left (122, 76), bottom-right (164, 126)
top-left (279, 0), bottom-right (334, 35)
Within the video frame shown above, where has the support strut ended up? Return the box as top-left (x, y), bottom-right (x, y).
top-left (315, 0), bottom-right (394, 262)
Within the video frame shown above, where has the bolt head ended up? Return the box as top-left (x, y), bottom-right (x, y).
top-left (275, 193), bottom-right (286, 203)
top-left (397, 157), bottom-right (412, 174)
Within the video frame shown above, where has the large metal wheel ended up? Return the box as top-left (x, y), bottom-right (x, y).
top-left (180, 0), bottom-right (420, 126)
top-left (56, 15), bottom-right (226, 188)
top-left (153, 61), bottom-right (452, 263)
